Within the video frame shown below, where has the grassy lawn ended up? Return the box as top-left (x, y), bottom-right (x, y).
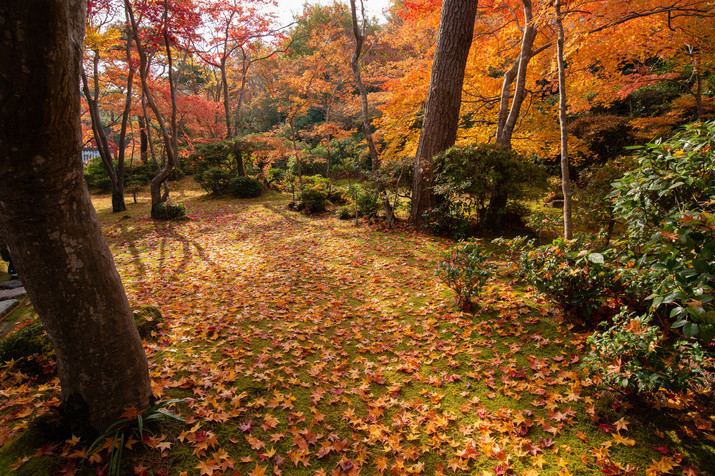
top-left (0, 181), bottom-right (713, 475)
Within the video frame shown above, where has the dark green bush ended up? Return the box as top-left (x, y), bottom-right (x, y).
top-left (290, 176), bottom-right (330, 214)
top-left (575, 157), bottom-right (634, 234)
top-left (187, 138), bottom-right (254, 175)
top-left (610, 121), bottom-right (715, 241)
top-left (436, 241), bottom-right (495, 310)
top-left (519, 238), bottom-right (619, 323)
top-left (153, 202), bottom-right (186, 220)
top-left (83, 158), bottom-right (113, 193)
top-left (195, 167), bottom-right (234, 195)
top-left (228, 176), bottom-right (262, 198)
top-left (433, 144), bottom-right (544, 233)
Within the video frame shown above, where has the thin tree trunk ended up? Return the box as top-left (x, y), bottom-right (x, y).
top-left (350, 0), bottom-right (379, 173)
top-left (138, 114), bottom-right (149, 165)
top-left (0, 0), bottom-right (151, 433)
top-left (220, 57), bottom-right (232, 138)
top-left (556, 0), bottom-right (572, 239)
top-left (125, 0), bottom-right (178, 217)
top-left (495, 0), bottom-right (537, 148)
top-left (410, 0), bottom-right (478, 226)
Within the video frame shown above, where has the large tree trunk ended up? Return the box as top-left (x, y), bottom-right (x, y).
top-left (556, 0), bottom-right (572, 239)
top-left (0, 0), bottom-right (152, 433)
top-left (410, 0), bottom-right (478, 226)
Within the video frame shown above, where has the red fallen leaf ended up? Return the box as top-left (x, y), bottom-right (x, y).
top-left (539, 437), bottom-right (554, 448)
top-left (238, 420), bottom-right (253, 433)
top-left (599, 423), bottom-right (614, 433)
top-left (339, 458), bottom-right (355, 472)
top-left (495, 464), bottom-right (507, 475)
top-left (653, 445), bottom-right (669, 454)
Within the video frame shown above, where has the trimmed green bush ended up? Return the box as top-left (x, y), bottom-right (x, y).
top-left (153, 202), bottom-right (186, 220)
top-left (228, 176), bottom-right (262, 198)
top-left (0, 322), bottom-right (53, 363)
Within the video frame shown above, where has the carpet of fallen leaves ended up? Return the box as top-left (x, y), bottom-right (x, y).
top-left (1, 188), bottom-right (714, 476)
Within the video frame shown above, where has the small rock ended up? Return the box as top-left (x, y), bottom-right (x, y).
top-left (0, 299), bottom-right (18, 317)
top-left (0, 287), bottom-right (26, 301)
top-left (0, 279), bottom-right (23, 290)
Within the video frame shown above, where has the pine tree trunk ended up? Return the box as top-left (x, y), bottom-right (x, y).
top-left (410, 0), bottom-right (478, 226)
top-left (0, 0), bottom-right (151, 433)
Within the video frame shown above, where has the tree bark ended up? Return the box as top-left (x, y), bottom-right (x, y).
top-left (125, 0), bottom-right (178, 218)
top-left (0, 0), bottom-right (151, 433)
top-left (555, 0), bottom-right (572, 239)
top-left (410, 0), bottom-right (478, 226)
top-left (495, 0), bottom-right (537, 148)
top-left (350, 0), bottom-right (379, 173)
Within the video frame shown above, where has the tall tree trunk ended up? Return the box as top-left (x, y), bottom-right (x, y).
top-left (125, 0), bottom-right (178, 218)
top-left (495, 0), bottom-right (537, 148)
top-left (138, 114), bottom-right (149, 165)
top-left (410, 0), bottom-right (478, 226)
top-left (350, 0), bottom-right (379, 173)
top-left (555, 0), bottom-right (572, 239)
top-left (220, 57), bottom-right (232, 138)
top-left (0, 0), bottom-right (151, 433)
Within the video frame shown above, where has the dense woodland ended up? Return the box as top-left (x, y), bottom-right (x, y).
top-left (1, 0), bottom-right (715, 475)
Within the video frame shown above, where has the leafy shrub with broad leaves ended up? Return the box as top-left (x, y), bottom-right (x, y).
top-left (436, 241), bottom-right (495, 310)
top-left (518, 238), bottom-right (618, 322)
top-left (584, 310), bottom-right (706, 394)
top-left (610, 121), bottom-right (715, 241)
top-left (575, 157), bottom-right (635, 235)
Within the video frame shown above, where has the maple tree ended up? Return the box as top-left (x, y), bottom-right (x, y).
top-left (194, 0), bottom-right (277, 139)
top-left (82, 0), bottom-right (136, 212)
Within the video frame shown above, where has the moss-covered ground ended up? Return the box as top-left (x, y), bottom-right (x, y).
top-left (0, 180), bottom-right (712, 475)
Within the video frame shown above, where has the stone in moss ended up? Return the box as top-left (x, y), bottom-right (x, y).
top-left (0, 322), bottom-right (53, 363)
top-left (133, 305), bottom-right (164, 340)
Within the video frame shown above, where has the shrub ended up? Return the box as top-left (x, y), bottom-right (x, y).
top-left (187, 138), bottom-right (254, 175)
top-left (133, 305), bottom-right (164, 340)
top-left (335, 205), bottom-right (355, 220)
top-left (436, 241), bottom-right (496, 310)
top-left (583, 310), bottom-right (706, 394)
top-left (434, 144), bottom-right (544, 231)
top-left (423, 200), bottom-right (472, 239)
top-left (83, 158), bottom-right (113, 193)
top-left (518, 238), bottom-right (618, 323)
top-left (153, 202), bottom-right (186, 220)
top-left (195, 167), bottom-right (233, 195)
top-left (291, 176), bottom-right (331, 214)
top-left (610, 120), bottom-right (715, 241)
top-left (228, 176), bottom-right (262, 198)
top-left (575, 157), bottom-right (635, 234)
